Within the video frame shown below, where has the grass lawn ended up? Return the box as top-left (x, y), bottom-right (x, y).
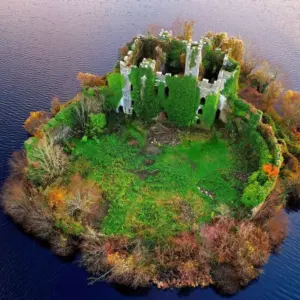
top-left (70, 122), bottom-right (254, 243)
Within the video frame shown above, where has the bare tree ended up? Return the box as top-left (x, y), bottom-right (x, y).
top-left (240, 40), bottom-right (259, 81)
top-left (29, 134), bottom-right (69, 183)
top-left (66, 174), bottom-right (101, 221)
top-left (1, 178), bottom-right (53, 239)
top-left (262, 80), bottom-right (283, 111)
top-left (250, 61), bottom-right (278, 93)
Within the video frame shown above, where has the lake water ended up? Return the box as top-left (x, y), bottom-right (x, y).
top-left (1, 0), bottom-right (300, 299)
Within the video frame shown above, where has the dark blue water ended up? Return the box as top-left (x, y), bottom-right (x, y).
top-left (1, 1), bottom-right (300, 299)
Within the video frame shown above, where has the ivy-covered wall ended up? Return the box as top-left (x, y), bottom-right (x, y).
top-left (225, 72), bottom-right (283, 208)
top-left (129, 67), bottom-right (164, 121)
top-left (200, 93), bottom-right (219, 128)
top-left (105, 73), bottom-right (124, 110)
top-left (164, 75), bottom-right (199, 127)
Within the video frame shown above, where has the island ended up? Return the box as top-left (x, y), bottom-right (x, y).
top-left (2, 25), bottom-right (300, 294)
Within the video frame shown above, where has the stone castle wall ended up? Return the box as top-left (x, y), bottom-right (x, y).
top-left (116, 31), bottom-right (236, 124)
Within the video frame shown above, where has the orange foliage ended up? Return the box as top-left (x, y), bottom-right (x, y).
top-left (24, 111), bottom-right (50, 136)
top-left (263, 164), bottom-right (279, 178)
top-left (77, 72), bottom-right (107, 88)
top-left (48, 187), bottom-right (67, 210)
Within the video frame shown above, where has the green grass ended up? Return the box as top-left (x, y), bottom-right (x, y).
top-left (69, 123), bottom-right (254, 242)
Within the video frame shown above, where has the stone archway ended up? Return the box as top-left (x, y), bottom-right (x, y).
top-left (215, 109), bottom-right (221, 120)
top-left (165, 86), bottom-right (169, 97)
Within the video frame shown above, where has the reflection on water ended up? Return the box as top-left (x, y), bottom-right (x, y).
top-left (0, 0), bottom-right (300, 299)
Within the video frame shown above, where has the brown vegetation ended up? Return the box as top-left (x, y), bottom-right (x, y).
top-left (77, 72), bottom-right (107, 88)
top-left (1, 178), bottom-right (54, 240)
top-left (281, 90), bottom-right (300, 129)
top-left (24, 111), bottom-right (51, 136)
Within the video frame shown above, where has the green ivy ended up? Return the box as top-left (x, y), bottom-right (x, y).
top-left (44, 102), bottom-right (77, 131)
top-left (200, 93), bottom-right (219, 128)
top-left (87, 113), bottom-right (106, 138)
top-left (105, 72), bottom-right (124, 110)
top-left (129, 67), bottom-right (162, 121)
top-left (189, 46), bottom-right (198, 69)
top-left (164, 75), bottom-right (199, 127)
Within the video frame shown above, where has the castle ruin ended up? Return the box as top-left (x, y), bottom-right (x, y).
top-left (117, 30), bottom-right (237, 125)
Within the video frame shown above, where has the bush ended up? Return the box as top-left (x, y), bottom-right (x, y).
top-left (87, 113), bottom-right (106, 138)
top-left (264, 210), bottom-right (288, 248)
top-left (154, 232), bottom-right (212, 288)
top-left (24, 111), bottom-right (51, 136)
top-left (50, 233), bottom-right (78, 257)
top-left (55, 217), bottom-right (84, 235)
top-left (25, 135), bottom-right (69, 185)
top-left (1, 178), bottom-right (54, 240)
top-left (77, 72), bottom-right (106, 88)
top-left (44, 102), bottom-right (77, 131)
top-left (201, 217), bottom-right (271, 291)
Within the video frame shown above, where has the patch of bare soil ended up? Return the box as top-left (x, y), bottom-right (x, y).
top-left (135, 169), bottom-right (159, 180)
top-left (148, 123), bottom-right (180, 146)
top-left (232, 171), bottom-right (249, 182)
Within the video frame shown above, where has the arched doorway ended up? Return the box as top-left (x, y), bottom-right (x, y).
top-left (215, 109), bottom-right (221, 120)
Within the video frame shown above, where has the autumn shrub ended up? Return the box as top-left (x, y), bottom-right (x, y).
top-left (284, 167), bottom-right (300, 204)
top-left (8, 150), bottom-right (27, 178)
top-left (212, 264), bottom-right (240, 295)
top-left (81, 228), bottom-right (111, 275)
top-left (77, 72), bottom-right (107, 88)
top-left (263, 164), bottom-right (279, 178)
top-left (48, 187), bottom-right (67, 211)
top-left (50, 233), bottom-right (78, 257)
top-left (264, 210), bottom-right (288, 248)
top-left (200, 217), bottom-right (271, 289)
top-left (106, 242), bottom-right (156, 288)
top-left (1, 178), bottom-right (54, 240)
top-left (154, 232), bottom-right (212, 288)
top-left (65, 174), bottom-right (102, 224)
top-left (24, 111), bottom-right (51, 136)
top-left (50, 97), bottom-right (63, 115)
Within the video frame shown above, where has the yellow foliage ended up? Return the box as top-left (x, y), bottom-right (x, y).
top-left (48, 187), bottom-right (67, 210)
top-left (184, 21), bottom-right (195, 41)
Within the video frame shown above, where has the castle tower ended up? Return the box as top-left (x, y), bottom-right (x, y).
top-left (184, 40), bottom-right (203, 78)
top-left (118, 60), bottom-right (133, 114)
